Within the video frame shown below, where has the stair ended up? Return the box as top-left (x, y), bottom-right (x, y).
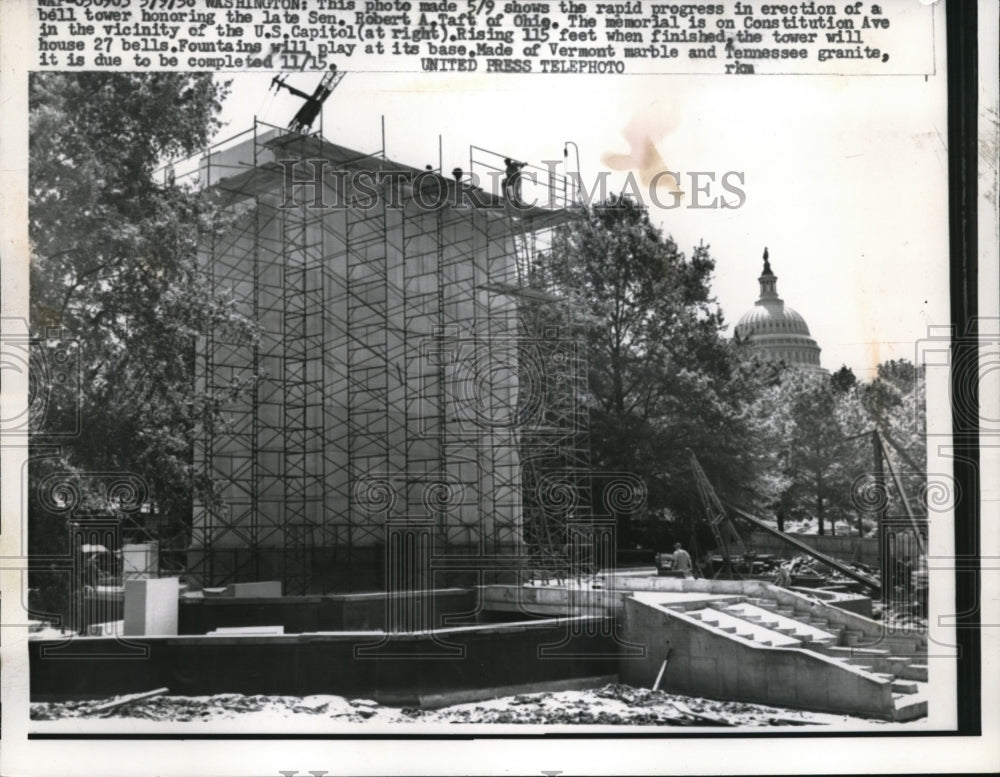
top-left (685, 607), bottom-right (800, 647)
top-left (898, 663), bottom-right (928, 682)
top-left (722, 602), bottom-right (837, 646)
top-left (892, 688), bottom-right (929, 722)
top-left (892, 680), bottom-right (920, 694)
top-left (640, 591), bottom-right (928, 722)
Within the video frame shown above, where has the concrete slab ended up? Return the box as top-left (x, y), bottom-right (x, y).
top-left (86, 620), bottom-right (123, 636)
top-left (209, 625), bottom-right (285, 635)
top-left (415, 674), bottom-right (618, 709)
top-left (225, 581), bottom-right (282, 598)
top-left (632, 591), bottom-right (743, 608)
top-left (123, 578), bottom-right (179, 636)
top-left (892, 693), bottom-right (928, 722)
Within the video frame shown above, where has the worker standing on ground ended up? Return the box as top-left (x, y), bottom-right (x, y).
top-left (669, 542), bottom-right (694, 579)
top-left (502, 158), bottom-right (527, 207)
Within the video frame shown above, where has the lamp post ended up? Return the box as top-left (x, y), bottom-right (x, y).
top-left (563, 141), bottom-right (581, 204)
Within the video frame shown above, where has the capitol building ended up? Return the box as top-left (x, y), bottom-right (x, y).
top-left (734, 249), bottom-right (827, 373)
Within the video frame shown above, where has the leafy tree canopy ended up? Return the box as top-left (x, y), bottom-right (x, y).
top-left (531, 197), bottom-right (764, 550)
top-left (29, 73), bottom-right (256, 556)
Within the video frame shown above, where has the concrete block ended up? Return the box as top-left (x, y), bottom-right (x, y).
top-left (121, 542), bottom-right (158, 580)
top-left (225, 580), bottom-right (283, 598)
top-left (209, 625), bottom-right (285, 635)
top-left (86, 620), bottom-right (123, 636)
top-left (124, 578), bottom-right (179, 636)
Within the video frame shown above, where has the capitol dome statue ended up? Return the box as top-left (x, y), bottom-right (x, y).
top-left (734, 248), bottom-right (826, 372)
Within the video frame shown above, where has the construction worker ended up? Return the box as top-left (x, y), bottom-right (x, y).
top-left (669, 542), bottom-right (694, 579)
top-left (502, 158), bottom-right (527, 207)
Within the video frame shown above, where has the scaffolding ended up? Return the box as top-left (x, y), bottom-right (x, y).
top-left (181, 120), bottom-right (590, 593)
top-left (466, 146), bottom-right (595, 583)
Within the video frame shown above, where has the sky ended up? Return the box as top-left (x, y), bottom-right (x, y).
top-left (208, 47), bottom-right (949, 380)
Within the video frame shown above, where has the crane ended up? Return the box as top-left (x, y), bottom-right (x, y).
top-left (688, 451), bottom-right (745, 578)
top-left (688, 451), bottom-right (882, 593)
top-left (270, 65), bottom-right (345, 134)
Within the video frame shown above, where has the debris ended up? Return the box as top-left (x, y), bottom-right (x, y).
top-left (31, 685), bottom-right (895, 727)
top-left (667, 699), bottom-right (732, 726)
top-left (91, 687), bottom-right (168, 715)
top-left (293, 696), bottom-right (330, 713)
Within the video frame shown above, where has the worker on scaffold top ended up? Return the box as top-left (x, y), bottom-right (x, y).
top-left (669, 542), bottom-right (694, 579)
top-left (502, 157), bottom-right (527, 208)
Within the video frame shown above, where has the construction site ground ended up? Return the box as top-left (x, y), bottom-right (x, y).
top-left (30, 684), bottom-right (902, 732)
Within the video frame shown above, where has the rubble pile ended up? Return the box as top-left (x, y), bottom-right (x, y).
top-left (31, 684), bottom-right (883, 727)
top-left (783, 553), bottom-right (879, 586)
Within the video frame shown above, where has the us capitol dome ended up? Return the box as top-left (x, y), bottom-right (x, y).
top-left (734, 248), bottom-right (826, 373)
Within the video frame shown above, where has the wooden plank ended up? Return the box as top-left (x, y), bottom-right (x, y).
top-left (668, 699), bottom-right (732, 726)
top-left (91, 687), bottom-right (169, 713)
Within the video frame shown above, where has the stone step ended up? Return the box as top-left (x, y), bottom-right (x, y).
top-left (843, 655), bottom-right (913, 675)
top-left (898, 663), bottom-right (928, 682)
top-left (846, 633), bottom-right (923, 653)
top-left (723, 603), bottom-right (834, 645)
top-left (799, 634), bottom-right (836, 647)
top-left (825, 645), bottom-right (891, 658)
top-left (688, 607), bottom-right (801, 647)
top-left (892, 693), bottom-right (928, 722)
top-left (737, 614), bottom-right (781, 629)
top-left (892, 680), bottom-right (921, 694)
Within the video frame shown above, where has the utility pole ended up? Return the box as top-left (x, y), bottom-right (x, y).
top-left (872, 430), bottom-right (888, 604)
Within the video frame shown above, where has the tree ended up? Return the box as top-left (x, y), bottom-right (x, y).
top-left (746, 359), bottom-right (926, 539)
top-left (831, 365), bottom-right (858, 393)
top-left (28, 73), bottom-right (257, 619)
top-left (781, 372), bottom-right (858, 535)
top-left (530, 197), bottom-right (760, 551)
top-left (856, 359), bottom-right (926, 515)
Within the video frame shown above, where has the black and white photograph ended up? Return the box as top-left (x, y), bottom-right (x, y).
top-left (1, 0), bottom-right (997, 773)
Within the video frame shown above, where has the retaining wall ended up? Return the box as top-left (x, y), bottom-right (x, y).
top-left (178, 588), bottom-right (478, 634)
top-left (30, 616), bottom-right (620, 703)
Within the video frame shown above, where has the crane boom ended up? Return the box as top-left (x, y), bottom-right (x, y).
top-left (270, 65), bottom-right (346, 134)
top-left (726, 503), bottom-right (882, 593)
top-left (689, 451), bottom-right (746, 577)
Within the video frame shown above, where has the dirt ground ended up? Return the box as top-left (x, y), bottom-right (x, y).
top-left (31, 683), bottom-right (890, 729)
